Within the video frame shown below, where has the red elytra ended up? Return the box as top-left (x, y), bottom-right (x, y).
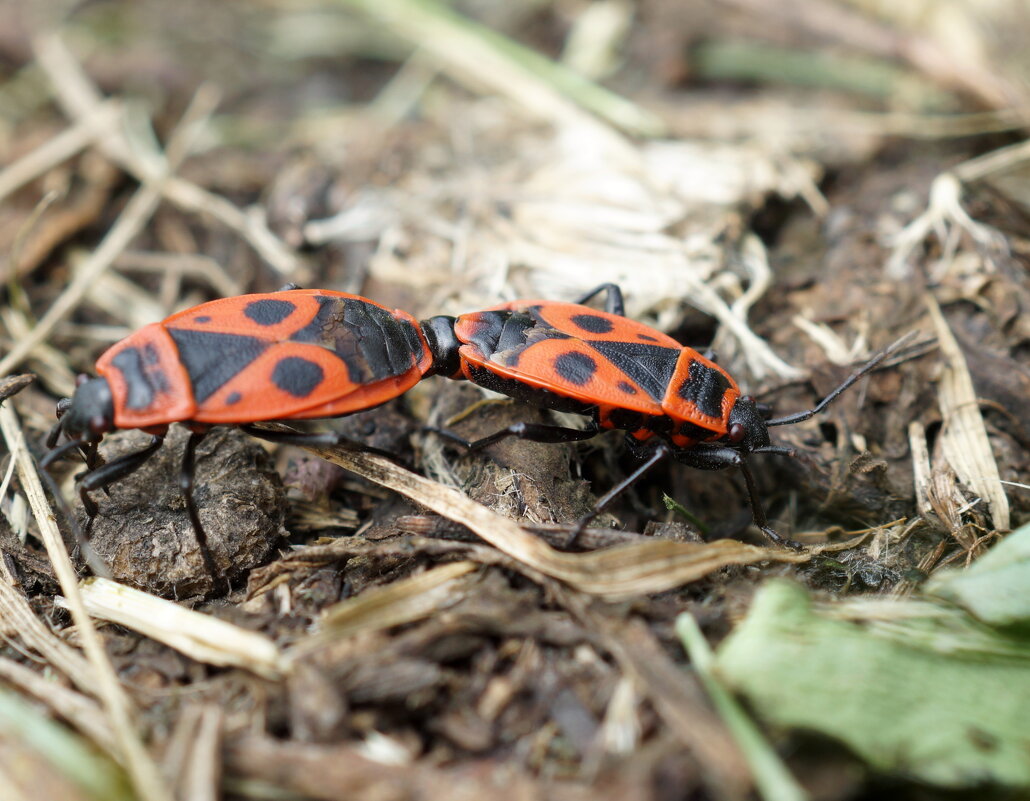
top-left (429, 284), bottom-right (905, 549)
top-left (44, 287), bottom-right (459, 590)
top-left (452, 299), bottom-right (743, 446)
top-left (94, 289), bottom-right (438, 428)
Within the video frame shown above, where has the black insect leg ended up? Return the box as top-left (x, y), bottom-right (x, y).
top-left (428, 420), bottom-right (605, 547)
top-left (426, 420), bottom-right (601, 451)
top-left (77, 434), bottom-right (165, 531)
top-left (45, 417), bottom-right (65, 449)
top-left (276, 283), bottom-right (302, 292)
top-left (239, 424), bottom-right (408, 464)
top-left (40, 437), bottom-right (89, 468)
top-left (179, 429), bottom-right (224, 593)
top-left (571, 283), bottom-right (625, 316)
top-left (674, 444), bottom-right (803, 551)
top-left (84, 440), bottom-right (100, 471)
top-left (565, 441), bottom-right (672, 547)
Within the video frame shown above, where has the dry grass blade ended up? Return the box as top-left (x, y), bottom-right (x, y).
top-left (61, 578), bottom-right (287, 681)
top-left (0, 73), bottom-right (219, 378)
top-left (315, 560), bottom-right (478, 640)
top-left (0, 655), bottom-right (116, 755)
top-left (0, 100), bottom-right (121, 202)
top-left (925, 295), bottom-right (1009, 533)
top-left (162, 706), bottom-right (223, 801)
top-left (0, 579), bottom-right (95, 694)
top-left (561, 591), bottom-right (751, 798)
top-left (279, 431), bottom-right (809, 600)
top-left (29, 31), bottom-right (304, 280)
top-left (0, 405), bottom-right (173, 801)
top-left (909, 420), bottom-right (935, 521)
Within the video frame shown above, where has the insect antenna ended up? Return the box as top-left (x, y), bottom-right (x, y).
top-left (766, 332), bottom-right (918, 428)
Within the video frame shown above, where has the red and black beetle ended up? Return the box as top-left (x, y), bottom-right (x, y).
top-left (44, 286), bottom-right (459, 584)
top-left (426, 283), bottom-right (904, 548)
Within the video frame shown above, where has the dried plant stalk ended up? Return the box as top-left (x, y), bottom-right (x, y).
top-left (316, 560), bottom-right (478, 640)
top-left (925, 296), bottom-right (1009, 533)
top-left (61, 578), bottom-right (287, 680)
top-left (275, 431), bottom-right (809, 600)
top-left (0, 404), bottom-right (172, 801)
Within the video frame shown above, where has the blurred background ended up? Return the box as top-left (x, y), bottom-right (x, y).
top-left (2, 1), bottom-right (1029, 800)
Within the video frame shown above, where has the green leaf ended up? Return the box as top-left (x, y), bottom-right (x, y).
top-left (714, 580), bottom-right (1030, 788)
top-left (0, 688), bottom-right (133, 800)
top-left (661, 493), bottom-right (710, 535)
top-left (925, 522), bottom-right (1030, 629)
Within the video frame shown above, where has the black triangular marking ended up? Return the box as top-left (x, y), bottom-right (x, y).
top-left (677, 360), bottom-right (732, 418)
top-left (167, 328), bottom-right (269, 403)
top-left (584, 340), bottom-right (679, 403)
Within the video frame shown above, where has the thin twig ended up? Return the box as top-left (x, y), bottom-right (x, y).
top-left (258, 425), bottom-right (809, 599)
top-left (0, 100), bottom-right (122, 203)
top-left (0, 75), bottom-right (219, 377)
top-left (0, 403), bottom-right (173, 801)
top-left (30, 31), bottom-right (305, 279)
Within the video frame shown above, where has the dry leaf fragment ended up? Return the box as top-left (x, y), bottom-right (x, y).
top-left (925, 295), bottom-right (1009, 532)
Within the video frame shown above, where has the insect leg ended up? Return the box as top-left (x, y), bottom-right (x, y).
top-left (276, 283), bottom-right (303, 292)
top-left (565, 442), bottom-right (672, 547)
top-left (239, 424), bottom-right (409, 465)
top-left (40, 437), bottom-right (90, 468)
top-left (45, 417), bottom-right (66, 449)
top-left (179, 429), bottom-right (224, 593)
top-left (426, 420), bottom-right (601, 451)
top-left (77, 435), bottom-right (165, 532)
top-left (570, 283), bottom-right (626, 316)
top-left (674, 444), bottom-right (803, 550)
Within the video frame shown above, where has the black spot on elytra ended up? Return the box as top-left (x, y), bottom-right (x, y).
top-left (111, 348), bottom-right (154, 410)
top-left (677, 360), bottom-right (732, 418)
top-left (637, 333), bottom-right (658, 342)
top-left (245, 299), bottom-right (296, 326)
top-left (194, 315), bottom-right (212, 323)
top-left (617, 381), bottom-right (637, 395)
top-left (272, 356), bottom-right (324, 398)
top-left (143, 343), bottom-right (160, 364)
top-left (226, 391), bottom-right (242, 405)
top-left (553, 352), bottom-right (597, 386)
top-left (570, 313), bottom-right (613, 334)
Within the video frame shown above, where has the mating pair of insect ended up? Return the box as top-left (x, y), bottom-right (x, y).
top-left (44, 283), bottom-right (898, 582)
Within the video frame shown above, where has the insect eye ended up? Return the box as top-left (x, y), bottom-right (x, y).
top-left (728, 423), bottom-right (746, 443)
